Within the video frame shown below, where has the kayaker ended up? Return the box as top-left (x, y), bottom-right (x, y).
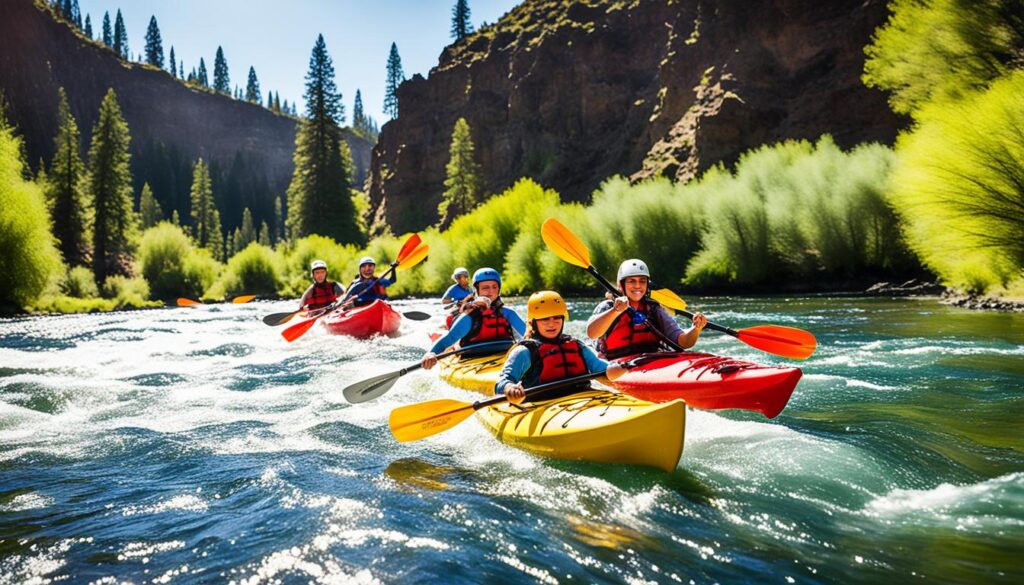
top-left (587, 259), bottom-right (707, 359)
top-left (441, 267), bottom-right (474, 328)
top-left (343, 256), bottom-right (394, 308)
top-left (420, 268), bottom-right (526, 369)
top-left (299, 259), bottom-right (344, 310)
top-left (497, 291), bottom-right (625, 404)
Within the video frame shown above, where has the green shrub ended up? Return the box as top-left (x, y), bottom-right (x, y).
top-left (63, 266), bottom-right (100, 298)
top-left (0, 118), bottom-right (63, 308)
top-left (137, 223), bottom-right (222, 300)
top-left (102, 275), bottom-right (152, 307)
top-left (277, 234), bottom-right (360, 297)
top-left (208, 242), bottom-right (283, 298)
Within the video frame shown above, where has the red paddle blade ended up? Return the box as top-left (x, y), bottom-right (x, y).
top-left (395, 233), bottom-right (422, 262)
top-left (736, 325), bottom-right (817, 360)
top-left (281, 317), bottom-right (319, 342)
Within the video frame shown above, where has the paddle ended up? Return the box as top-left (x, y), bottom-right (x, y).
top-left (176, 297), bottom-right (201, 307)
top-left (388, 371), bottom-right (603, 443)
top-left (264, 307), bottom-right (429, 327)
top-left (232, 295), bottom-right (257, 304)
top-left (650, 288), bottom-right (817, 360)
top-left (541, 217), bottom-right (817, 360)
top-left (281, 235), bottom-right (429, 342)
top-left (343, 340), bottom-right (515, 404)
top-left (178, 295), bottom-right (255, 307)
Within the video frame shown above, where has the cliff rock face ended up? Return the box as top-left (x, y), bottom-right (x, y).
top-left (369, 0), bottom-right (904, 233)
top-left (0, 0), bottom-right (372, 231)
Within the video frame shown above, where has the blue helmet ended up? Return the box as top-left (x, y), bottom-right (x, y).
top-left (472, 267), bottom-right (501, 289)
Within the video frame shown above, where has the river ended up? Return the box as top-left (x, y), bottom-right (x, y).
top-left (1, 296), bottom-right (1022, 584)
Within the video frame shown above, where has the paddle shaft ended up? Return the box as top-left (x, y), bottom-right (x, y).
top-left (342, 263), bottom-right (398, 305)
top-left (585, 267), bottom-right (687, 351)
top-left (473, 371), bottom-right (604, 411)
top-left (402, 341), bottom-right (513, 377)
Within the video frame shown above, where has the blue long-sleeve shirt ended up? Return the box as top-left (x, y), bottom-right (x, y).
top-left (429, 307), bottom-right (527, 354)
top-left (346, 276), bottom-right (394, 305)
top-left (495, 341), bottom-right (608, 395)
top-left (442, 283), bottom-right (473, 303)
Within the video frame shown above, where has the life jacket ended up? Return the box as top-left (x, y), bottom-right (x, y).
top-left (598, 300), bottom-right (664, 359)
top-left (518, 336), bottom-right (592, 398)
top-left (348, 276), bottom-right (388, 306)
top-left (307, 281), bottom-right (339, 309)
top-left (460, 300), bottom-right (513, 345)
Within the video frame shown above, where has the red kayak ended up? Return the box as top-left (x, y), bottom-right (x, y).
top-left (321, 300), bottom-right (402, 338)
top-left (610, 352), bottom-right (801, 418)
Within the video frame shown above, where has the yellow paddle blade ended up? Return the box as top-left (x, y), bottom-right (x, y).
top-left (389, 399), bottom-right (475, 442)
top-left (176, 298), bottom-right (201, 307)
top-left (395, 233), bottom-right (423, 261)
top-left (232, 295), bottom-right (257, 304)
top-left (541, 218), bottom-right (591, 269)
top-left (397, 242), bottom-right (429, 270)
top-left (650, 289), bottom-right (687, 312)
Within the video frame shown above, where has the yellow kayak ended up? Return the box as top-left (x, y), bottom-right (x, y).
top-left (437, 351), bottom-right (686, 471)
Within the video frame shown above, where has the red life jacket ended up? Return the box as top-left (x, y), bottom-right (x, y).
top-left (348, 276), bottom-right (388, 306)
top-left (523, 335), bottom-right (589, 384)
top-left (460, 302), bottom-right (514, 345)
top-left (307, 281), bottom-right (339, 309)
top-left (599, 301), bottom-right (663, 359)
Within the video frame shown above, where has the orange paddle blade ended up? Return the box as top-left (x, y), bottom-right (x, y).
top-left (736, 325), bottom-right (818, 360)
top-left (395, 233), bottom-right (423, 262)
top-left (281, 316), bottom-right (319, 342)
top-left (176, 298), bottom-right (201, 307)
top-left (389, 399), bottom-right (476, 442)
top-left (541, 218), bottom-right (591, 269)
top-left (650, 289), bottom-right (687, 312)
top-left (232, 295), bottom-right (256, 304)
top-left (398, 242), bottom-right (429, 270)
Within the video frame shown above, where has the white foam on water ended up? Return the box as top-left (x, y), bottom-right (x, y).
top-left (117, 540), bottom-right (186, 560)
top-left (0, 492), bottom-right (54, 512)
top-left (862, 472), bottom-right (1024, 531)
top-left (122, 494), bottom-right (209, 516)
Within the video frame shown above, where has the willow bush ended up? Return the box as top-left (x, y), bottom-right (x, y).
top-left (207, 243), bottom-right (282, 299)
top-left (278, 234), bottom-right (361, 297)
top-left (137, 223), bottom-right (221, 300)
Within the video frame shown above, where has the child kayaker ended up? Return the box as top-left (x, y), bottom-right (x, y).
top-left (497, 290), bottom-right (625, 404)
top-left (441, 267), bottom-right (474, 328)
top-left (343, 256), bottom-right (394, 308)
top-left (299, 259), bottom-right (344, 310)
top-left (586, 259), bottom-right (707, 359)
top-left (421, 268), bottom-right (526, 369)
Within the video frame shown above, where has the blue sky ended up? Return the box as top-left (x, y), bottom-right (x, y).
top-left (76, 0), bottom-right (520, 124)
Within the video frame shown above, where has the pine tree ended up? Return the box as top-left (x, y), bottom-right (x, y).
top-left (101, 11), bottom-right (112, 47)
top-left (227, 228), bottom-right (237, 259)
top-left (352, 89), bottom-right (366, 132)
top-left (273, 92), bottom-right (281, 113)
top-left (244, 66), bottom-right (261, 103)
top-left (258, 221), bottom-right (270, 246)
top-left (237, 207), bottom-right (256, 248)
top-left (384, 42), bottom-right (404, 118)
top-left (282, 99), bottom-right (289, 115)
top-left (179, 62), bottom-right (184, 79)
top-left (188, 158), bottom-right (223, 258)
top-left (71, 0), bottom-right (81, 27)
top-left (451, 0), bottom-right (474, 41)
top-left (213, 46), bottom-right (230, 94)
top-left (169, 46), bottom-right (176, 76)
top-left (438, 117), bottom-right (483, 228)
top-left (84, 14), bottom-right (92, 38)
top-left (171, 209), bottom-right (181, 226)
top-left (87, 88), bottom-right (134, 284)
top-left (273, 196), bottom-right (283, 242)
top-left (113, 9), bottom-right (128, 59)
top-left (138, 183), bottom-right (162, 228)
top-left (285, 34), bottom-right (361, 244)
top-left (197, 58), bottom-right (209, 87)
top-left (47, 87), bottom-right (90, 267)
top-left (144, 16), bottom-right (164, 68)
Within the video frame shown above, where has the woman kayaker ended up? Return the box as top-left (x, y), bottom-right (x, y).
top-left (497, 291), bottom-right (625, 404)
top-left (441, 267), bottom-right (474, 328)
top-left (587, 259), bottom-right (707, 359)
top-left (420, 268), bottom-right (526, 369)
top-left (299, 259), bottom-right (344, 310)
top-left (343, 256), bottom-right (394, 308)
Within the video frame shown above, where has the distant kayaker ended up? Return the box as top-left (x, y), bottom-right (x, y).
top-left (441, 267), bottom-right (474, 328)
top-left (420, 268), bottom-right (526, 369)
top-left (587, 259), bottom-right (707, 359)
top-left (343, 256), bottom-right (394, 308)
top-left (299, 259), bottom-right (344, 310)
top-left (497, 290), bottom-right (625, 404)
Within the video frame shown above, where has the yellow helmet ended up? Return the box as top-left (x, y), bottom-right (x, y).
top-left (527, 290), bottom-right (569, 321)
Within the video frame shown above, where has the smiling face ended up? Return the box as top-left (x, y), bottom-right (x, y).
top-left (312, 268), bottom-right (327, 283)
top-left (475, 280), bottom-right (500, 301)
top-left (456, 274), bottom-right (470, 288)
top-left (534, 316), bottom-right (565, 339)
top-left (620, 276), bottom-right (649, 302)
top-left (359, 263), bottom-right (376, 279)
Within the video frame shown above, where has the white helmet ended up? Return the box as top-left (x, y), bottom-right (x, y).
top-left (358, 256), bottom-right (376, 267)
top-left (617, 259), bottom-right (650, 282)
top-left (451, 267), bottom-right (469, 281)
top-left (310, 259), bottom-right (328, 274)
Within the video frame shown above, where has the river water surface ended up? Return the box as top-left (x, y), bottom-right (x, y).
top-left (1, 296), bottom-right (1022, 584)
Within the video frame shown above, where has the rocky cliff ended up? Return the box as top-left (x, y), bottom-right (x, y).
top-left (369, 0), bottom-right (905, 233)
top-left (0, 0), bottom-right (372, 232)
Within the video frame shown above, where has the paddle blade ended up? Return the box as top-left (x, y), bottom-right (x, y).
top-left (263, 311), bottom-right (299, 326)
top-left (344, 371), bottom-right (403, 403)
top-left (176, 298), bottom-right (201, 307)
top-left (232, 295), bottom-right (257, 304)
top-left (402, 311), bottom-right (432, 321)
top-left (397, 243), bottom-right (430, 270)
top-left (281, 316), bottom-right (319, 342)
top-left (395, 233), bottom-right (423, 262)
top-left (541, 218), bottom-right (591, 269)
top-left (737, 325), bottom-right (818, 360)
top-left (650, 289), bottom-right (687, 312)
top-left (389, 399), bottom-right (475, 442)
